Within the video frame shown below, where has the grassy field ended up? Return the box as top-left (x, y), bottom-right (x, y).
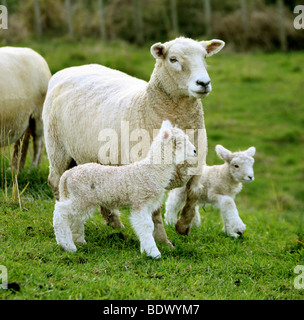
top-left (1, 39), bottom-right (304, 300)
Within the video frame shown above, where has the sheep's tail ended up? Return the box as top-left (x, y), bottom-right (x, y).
top-left (59, 172), bottom-right (69, 200)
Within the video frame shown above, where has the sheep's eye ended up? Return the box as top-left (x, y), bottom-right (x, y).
top-left (169, 57), bottom-right (178, 63)
top-left (234, 165), bottom-right (239, 168)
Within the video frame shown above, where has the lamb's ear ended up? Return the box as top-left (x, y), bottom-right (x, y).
top-left (201, 39), bottom-right (225, 57)
top-left (245, 147), bottom-right (256, 157)
top-left (215, 145), bottom-right (232, 162)
top-left (151, 42), bottom-right (166, 59)
top-left (160, 120), bottom-right (172, 141)
top-left (160, 120), bottom-right (173, 130)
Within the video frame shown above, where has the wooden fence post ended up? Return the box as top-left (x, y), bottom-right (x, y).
top-left (98, 0), bottom-right (107, 41)
top-left (33, 0), bottom-right (42, 37)
top-left (278, 0), bottom-right (287, 51)
top-left (133, 0), bottom-right (144, 45)
top-left (170, 0), bottom-right (179, 36)
top-left (65, 0), bottom-right (74, 40)
top-left (203, 0), bottom-right (212, 38)
top-left (240, 0), bottom-right (248, 50)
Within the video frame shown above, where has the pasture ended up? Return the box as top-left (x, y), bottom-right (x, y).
top-left (0, 39), bottom-right (304, 299)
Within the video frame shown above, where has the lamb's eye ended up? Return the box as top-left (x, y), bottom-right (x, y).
top-left (169, 57), bottom-right (178, 63)
top-left (234, 165), bottom-right (239, 168)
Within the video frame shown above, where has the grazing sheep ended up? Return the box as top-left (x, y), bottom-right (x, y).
top-left (165, 145), bottom-right (256, 238)
top-left (43, 36), bottom-right (225, 245)
top-left (53, 121), bottom-right (197, 258)
top-left (0, 47), bottom-right (51, 170)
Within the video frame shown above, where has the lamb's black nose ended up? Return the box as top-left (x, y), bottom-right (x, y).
top-left (248, 176), bottom-right (252, 180)
top-left (194, 149), bottom-right (197, 154)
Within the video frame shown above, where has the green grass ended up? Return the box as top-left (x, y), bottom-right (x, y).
top-left (1, 39), bottom-right (304, 299)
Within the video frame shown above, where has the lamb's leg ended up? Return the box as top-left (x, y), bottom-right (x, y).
top-left (152, 208), bottom-right (173, 248)
top-left (164, 186), bottom-right (187, 226)
top-left (214, 195), bottom-right (246, 238)
top-left (130, 207), bottom-right (161, 259)
top-left (192, 205), bottom-right (201, 228)
top-left (53, 201), bottom-right (76, 252)
top-left (70, 217), bottom-right (86, 244)
top-left (175, 176), bottom-right (200, 235)
top-left (100, 206), bottom-right (125, 229)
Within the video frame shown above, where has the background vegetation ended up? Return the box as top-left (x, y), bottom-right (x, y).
top-left (0, 0), bottom-right (304, 300)
top-left (1, 0), bottom-right (304, 51)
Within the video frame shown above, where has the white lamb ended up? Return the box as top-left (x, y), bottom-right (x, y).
top-left (0, 47), bottom-right (51, 170)
top-left (165, 145), bottom-right (256, 238)
top-left (43, 37), bottom-right (225, 245)
top-left (53, 121), bottom-right (196, 258)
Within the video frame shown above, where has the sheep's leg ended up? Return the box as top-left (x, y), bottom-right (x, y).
top-left (30, 116), bottom-right (44, 169)
top-left (214, 195), bottom-right (246, 238)
top-left (100, 206), bottom-right (125, 229)
top-left (53, 201), bottom-right (77, 252)
top-left (130, 207), bottom-right (161, 259)
top-left (48, 153), bottom-right (75, 200)
top-left (152, 208), bottom-right (173, 248)
top-left (164, 186), bottom-right (187, 226)
top-left (175, 176), bottom-right (200, 235)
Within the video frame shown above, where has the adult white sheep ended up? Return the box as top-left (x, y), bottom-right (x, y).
top-left (43, 36), bottom-right (225, 245)
top-left (53, 121), bottom-right (197, 258)
top-left (0, 47), bottom-right (51, 170)
top-left (165, 145), bottom-right (256, 237)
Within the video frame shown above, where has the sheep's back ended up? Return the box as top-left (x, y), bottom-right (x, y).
top-left (0, 47), bottom-right (51, 145)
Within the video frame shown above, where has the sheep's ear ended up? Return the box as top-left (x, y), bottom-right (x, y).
top-left (151, 42), bottom-right (166, 59)
top-left (245, 147), bottom-right (256, 157)
top-left (201, 39), bottom-right (225, 57)
top-left (215, 145), bottom-right (232, 162)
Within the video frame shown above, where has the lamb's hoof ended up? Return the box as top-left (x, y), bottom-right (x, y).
top-left (175, 221), bottom-right (191, 236)
top-left (75, 239), bottom-right (86, 244)
top-left (224, 222), bottom-right (246, 238)
top-left (150, 253), bottom-right (161, 259)
top-left (60, 243), bottom-right (77, 252)
top-left (111, 221), bottom-right (125, 229)
top-left (146, 249), bottom-right (161, 259)
top-left (166, 240), bottom-right (175, 248)
top-left (164, 216), bottom-right (177, 226)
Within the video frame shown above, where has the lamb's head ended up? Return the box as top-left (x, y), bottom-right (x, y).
top-left (155, 120), bottom-right (197, 164)
top-left (215, 145), bottom-right (256, 183)
top-left (151, 37), bottom-right (225, 99)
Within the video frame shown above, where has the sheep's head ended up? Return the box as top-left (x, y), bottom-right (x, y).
top-left (215, 145), bottom-right (256, 183)
top-left (151, 37), bottom-right (225, 99)
top-left (159, 120), bottom-right (197, 164)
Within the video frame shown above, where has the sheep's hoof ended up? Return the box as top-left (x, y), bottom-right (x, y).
top-left (175, 222), bottom-right (191, 236)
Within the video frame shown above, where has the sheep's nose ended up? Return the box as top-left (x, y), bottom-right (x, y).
top-left (196, 80), bottom-right (211, 88)
top-left (248, 176), bottom-right (253, 180)
top-left (194, 149), bottom-right (197, 154)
